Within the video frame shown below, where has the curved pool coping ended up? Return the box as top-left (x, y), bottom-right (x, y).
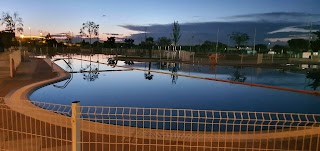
top-left (4, 58), bottom-right (320, 143)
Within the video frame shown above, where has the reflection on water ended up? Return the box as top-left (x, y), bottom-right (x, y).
top-left (80, 57), bottom-right (100, 82)
top-left (49, 54), bottom-right (320, 90)
top-left (228, 67), bottom-right (247, 82)
top-left (29, 54), bottom-right (320, 114)
top-left (144, 62), bottom-right (153, 80)
top-left (306, 69), bottom-right (320, 90)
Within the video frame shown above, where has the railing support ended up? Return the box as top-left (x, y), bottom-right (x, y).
top-left (72, 101), bottom-right (81, 151)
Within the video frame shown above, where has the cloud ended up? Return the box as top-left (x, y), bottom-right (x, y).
top-left (120, 21), bottom-right (300, 45)
top-left (102, 33), bottom-right (123, 36)
top-left (119, 12), bottom-right (320, 45)
top-left (102, 14), bottom-right (107, 17)
top-left (268, 26), bottom-right (318, 34)
top-left (223, 12), bottom-right (320, 23)
top-left (264, 37), bottom-right (292, 43)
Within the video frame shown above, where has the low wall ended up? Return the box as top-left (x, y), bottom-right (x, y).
top-left (9, 50), bottom-right (21, 77)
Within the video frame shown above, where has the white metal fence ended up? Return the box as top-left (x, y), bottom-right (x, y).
top-left (1, 97), bottom-right (320, 151)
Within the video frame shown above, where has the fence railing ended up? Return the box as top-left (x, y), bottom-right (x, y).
top-left (1, 97), bottom-right (320, 151)
top-left (26, 46), bottom-right (298, 66)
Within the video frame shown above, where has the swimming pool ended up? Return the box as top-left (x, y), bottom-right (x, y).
top-left (29, 54), bottom-right (320, 114)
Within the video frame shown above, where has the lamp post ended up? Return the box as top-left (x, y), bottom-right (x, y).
top-left (28, 27), bottom-right (31, 39)
top-left (19, 35), bottom-right (24, 49)
top-left (20, 35), bottom-right (24, 59)
top-left (227, 35), bottom-right (230, 52)
top-left (189, 35), bottom-right (194, 52)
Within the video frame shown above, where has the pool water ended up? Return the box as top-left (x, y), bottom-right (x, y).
top-left (29, 55), bottom-right (320, 114)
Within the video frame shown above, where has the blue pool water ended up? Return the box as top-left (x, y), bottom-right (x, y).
top-left (29, 55), bottom-right (320, 114)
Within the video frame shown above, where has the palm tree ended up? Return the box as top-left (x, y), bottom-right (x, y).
top-left (1, 12), bottom-right (24, 36)
top-left (80, 21), bottom-right (99, 44)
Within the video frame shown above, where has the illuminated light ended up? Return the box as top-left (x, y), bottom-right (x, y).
top-left (20, 35), bottom-right (24, 39)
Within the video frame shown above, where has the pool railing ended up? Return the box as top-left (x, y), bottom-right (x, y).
top-left (1, 97), bottom-right (320, 151)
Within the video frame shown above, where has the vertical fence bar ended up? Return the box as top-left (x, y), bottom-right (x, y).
top-left (72, 101), bottom-right (81, 151)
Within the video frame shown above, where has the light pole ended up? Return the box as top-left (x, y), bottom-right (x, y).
top-left (20, 35), bottom-right (24, 49)
top-left (28, 27), bottom-right (31, 39)
top-left (189, 35), bottom-right (194, 52)
top-left (268, 42), bottom-right (271, 51)
top-left (215, 28), bottom-right (219, 64)
top-left (227, 34), bottom-right (230, 52)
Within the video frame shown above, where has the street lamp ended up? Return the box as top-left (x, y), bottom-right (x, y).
top-left (28, 27), bottom-right (31, 44)
top-left (268, 42), bottom-right (271, 51)
top-left (190, 35), bottom-right (194, 52)
top-left (28, 27), bottom-right (31, 37)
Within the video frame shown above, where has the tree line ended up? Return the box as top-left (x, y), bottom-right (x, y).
top-left (1, 11), bottom-right (320, 54)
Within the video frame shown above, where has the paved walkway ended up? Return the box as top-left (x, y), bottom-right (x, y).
top-left (0, 58), bottom-right (55, 97)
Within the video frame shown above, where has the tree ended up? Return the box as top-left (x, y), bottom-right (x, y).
top-left (92, 40), bottom-right (102, 48)
top-left (81, 40), bottom-right (90, 47)
top-left (172, 21), bottom-right (181, 50)
top-left (230, 32), bottom-right (249, 49)
top-left (1, 12), bottom-right (23, 35)
top-left (144, 62), bottom-right (153, 80)
top-left (169, 63), bottom-right (179, 84)
top-left (272, 45), bottom-right (289, 54)
top-left (157, 37), bottom-right (171, 47)
top-left (80, 21), bottom-right (99, 44)
top-left (45, 33), bottom-right (52, 39)
top-left (287, 39), bottom-right (309, 53)
top-left (199, 41), bottom-right (227, 52)
top-left (0, 31), bottom-right (15, 50)
top-left (306, 69), bottom-right (320, 90)
top-left (145, 37), bottom-right (154, 45)
top-left (255, 44), bottom-right (268, 53)
top-left (104, 37), bottom-right (115, 48)
top-left (228, 67), bottom-right (247, 82)
top-left (310, 31), bottom-right (320, 51)
top-left (45, 33), bottom-right (57, 47)
top-left (124, 38), bottom-right (134, 48)
top-left (310, 40), bottom-right (320, 51)
top-left (145, 37), bottom-right (154, 58)
top-left (65, 32), bottom-right (72, 44)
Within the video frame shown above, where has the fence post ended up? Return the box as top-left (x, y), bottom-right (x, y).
top-left (72, 101), bottom-right (81, 151)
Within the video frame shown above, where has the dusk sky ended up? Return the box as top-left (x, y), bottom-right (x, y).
top-left (1, 0), bottom-right (319, 44)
